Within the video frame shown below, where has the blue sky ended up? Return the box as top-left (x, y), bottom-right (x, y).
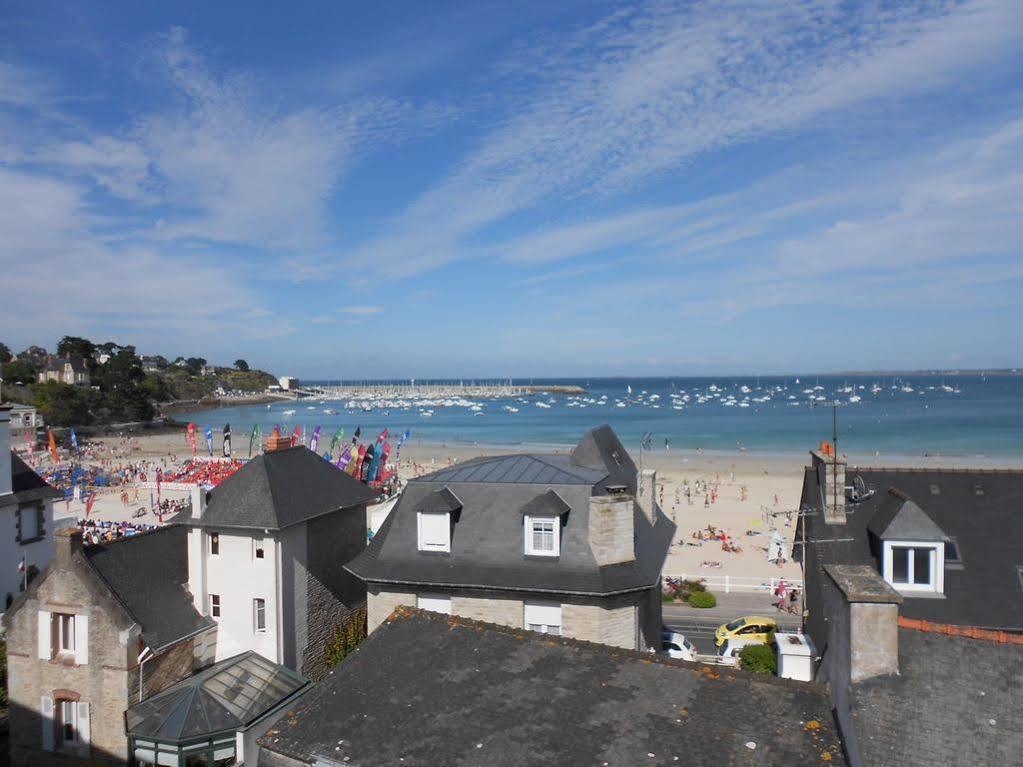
top-left (2, 0), bottom-right (1022, 378)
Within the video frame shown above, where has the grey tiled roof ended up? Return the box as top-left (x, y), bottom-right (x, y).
top-left (416, 453), bottom-right (606, 485)
top-left (84, 525), bottom-right (213, 651)
top-left (867, 489), bottom-right (947, 541)
top-left (257, 608), bottom-right (845, 766)
top-left (347, 426), bottom-right (674, 596)
top-left (195, 446), bottom-right (377, 531)
top-left (800, 467), bottom-right (1023, 630)
top-left (5, 452), bottom-right (63, 505)
top-left (851, 628), bottom-right (1023, 767)
top-left (127, 651), bottom-right (308, 742)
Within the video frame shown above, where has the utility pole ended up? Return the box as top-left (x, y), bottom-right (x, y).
top-left (832, 401), bottom-right (839, 517)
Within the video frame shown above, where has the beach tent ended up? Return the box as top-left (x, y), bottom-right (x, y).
top-left (767, 529), bottom-right (789, 562)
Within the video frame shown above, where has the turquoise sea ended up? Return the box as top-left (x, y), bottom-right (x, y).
top-left (174, 374), bottom-right (1023, 459)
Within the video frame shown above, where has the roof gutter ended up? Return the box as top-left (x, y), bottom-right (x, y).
top-left (345, 567), bottom-right (661, 598)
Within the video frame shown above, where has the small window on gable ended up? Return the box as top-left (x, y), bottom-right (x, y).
top-left (945, 537), bottom-right (962, 565)
top-left (524, 516), bottom-right (559, 557)
top-left (254, 539), bottom-right (265, 560)
top-left (417, 512), bottom-right (450, 552)
top-left (210, 594), bottom-right (221, 618)
top-left (210, 533), bottom-right (220, 556)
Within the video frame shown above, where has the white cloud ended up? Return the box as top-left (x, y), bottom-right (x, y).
top-left (348, 0), bottom-right (1023, 277)
top-left (339, 306), bottom-right (383, 316)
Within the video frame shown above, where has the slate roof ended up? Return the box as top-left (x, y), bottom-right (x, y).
top-left (194, 446), bottom-right (378, 531)
top-left (416, 453), bottom-right (606, 486)
top-left (4, 451), bottom-right (63, 505)
top-left (127, 651), bottom-right (309, 742)
top-left (800, 466), bottom-right (1023, 630)
top-left (257, 608), bottom-right (845, 767)
top-left (866, 488), bottom-right (947, 542)
top-left (43, 354), bottom-right (88, 374)
top-left (347, 426), bottom-right (674, 596)
top-left (84, 525), bottom-right (214, 651)
top-left (850, 627), bottom-right (1023, 767)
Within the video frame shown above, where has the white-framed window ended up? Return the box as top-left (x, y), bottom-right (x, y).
top-left (524, 515), bottom-right (559, 556)
top-left (253, 538), bottom-right (265, 560)
top-left (17, 505), bottom-right (43, 543)
top-left (254, 598), bottom-right (267, 632)
top-left (57, 613), bottom-right (75, 653)
top-left (59, 700), bottom-right (78, 745)
top-left (524, 602), bottom-right (562, 635)
top-left (883, 541), bottom-right (944, 593)
top-left (210, 594), bottom-right (221, 618)
top-left (417, 512), bottom-right (450, 552)
top-left (416, 594), bottom-right (452, 615)
top-left (209, 532), bottom-right (220, 556)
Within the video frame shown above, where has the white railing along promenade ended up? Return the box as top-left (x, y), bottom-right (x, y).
top-left (663, 573), bottom-right (803, 594)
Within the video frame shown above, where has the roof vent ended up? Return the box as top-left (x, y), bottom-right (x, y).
top-left (973, 481), bottom-right (984, 497)
top-left (929, 483), bottom-right (940, 496)
top-left (605, 484), bottom-right (628, 495)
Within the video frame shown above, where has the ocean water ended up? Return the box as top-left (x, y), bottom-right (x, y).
top-left (174, 374), bottom-right (1023, 459)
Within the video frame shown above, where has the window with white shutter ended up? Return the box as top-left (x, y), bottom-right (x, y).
top-left (76, 702), bottom-right (90, 750)
top-left (417, 595), bottom-right (452, 614)
top-left (41, 695), bottom-right (54, 751)
top-left (523, 602), bottom-right (562, 635)
top-left (74, 614), bottom-right (89, 665)
top-left (38, 610), bottom-right (52, 659)
top-left (417, 512), bottom-right (450, 552)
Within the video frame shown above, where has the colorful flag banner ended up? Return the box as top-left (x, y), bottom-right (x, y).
top-left (323, 451), bottom-right (332, 461)
top-left (336, 445), bottom-right (352, 470)
top-left (377, 428), bottom-right (389, 443)
top-left (156, 468), bottom-right (162, 503)
top-left (329, 427), bottom-right (344, 456)
top-left (204, 425), bottom-right (214, 456)
top-left (291, 425), bottom-right (301, 447)
top-left (187, 423), bottom-right (197, 455)
top-left (223, 423), bottom-right (232, 457)
top-left (47, 430), bottom-right (59, 463)
top-left (85, 491), bottom-right (97, 518)
top-left (310, 426), bottom-right (322, 453)
top-left (69, 428), bottom-right (79, 454)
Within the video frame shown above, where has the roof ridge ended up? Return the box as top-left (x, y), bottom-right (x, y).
top-left (383, 606), bottom-right (830, 694)
top-left (852, 466), bottom-right (1023, 476)
top-left (898, 616), bottom-right (1023, 644)
top-left (83, 523), bottom-right (180, 553)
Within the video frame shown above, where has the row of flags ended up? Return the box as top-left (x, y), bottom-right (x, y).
top-left (185, 421), bottom-right (413, 484)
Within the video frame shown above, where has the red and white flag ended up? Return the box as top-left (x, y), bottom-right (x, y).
top-left (17, 556), bottom-right (25, 574)
top-left (85, 492), bottom-right (97, 518)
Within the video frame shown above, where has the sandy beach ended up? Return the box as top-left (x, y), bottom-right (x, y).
top-left (40, 431), bottom-right (1023, 599)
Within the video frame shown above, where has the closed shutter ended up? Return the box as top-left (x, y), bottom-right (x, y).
top-left (416, 595), bottom-right (451, 615)
top-left (40, 696), bottom-right (54, 752)
top-left (419, 513), bottom-right (450, 551)
top-left (76, 703), bottom-right (91, 750)
top-left (75, 614), bottom-right (89, 665)
top-left (524, 602), bottom-right (562, 634)
top-left (37, 610), bottom-right (51, 659)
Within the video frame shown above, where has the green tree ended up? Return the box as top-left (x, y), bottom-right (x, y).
top-left (234, 359), bottom-right (249, 372)
top-left (56, 336), bottom-right (96, 360)
top-left (0, 342), bottom-right (11, 364)
top-left (185, 357), bottom-right (207, 376)
top-left (33, 382), bottom-right (96, 426)
top-left (739, 644), bottom-right (777, 675)
top-left (1, 359), bottom-right (40, 385)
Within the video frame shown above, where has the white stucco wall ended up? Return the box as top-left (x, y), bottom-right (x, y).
top-left (193, 528), bottom-right (281, 664)
top-left (1, 498), bottom-right (55, 608)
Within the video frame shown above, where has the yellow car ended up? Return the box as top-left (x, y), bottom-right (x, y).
top-left (714, 615), bottom-right (777, 647)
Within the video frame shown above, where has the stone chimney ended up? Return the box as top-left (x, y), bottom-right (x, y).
top-left (55, 527), bottom-right (83, 569)
top-left (636, 468), bottom-right (657, 526)
top-left (190, 484), bottom-right (209, 520)
top-left (825, 565), bottom-right (902, 682)
top-left (811, 448), bottom-right (847, 525)
top-left (588, 492), bottom-right (635, 566)
top-left (0, 405), bottom-right (11, 497)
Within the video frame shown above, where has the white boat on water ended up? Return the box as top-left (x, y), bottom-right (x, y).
top-left (282, 409), bottom-right (296, 416)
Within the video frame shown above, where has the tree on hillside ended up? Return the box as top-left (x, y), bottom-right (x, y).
top-left (1, 359), bottom-right (39, 385)
top-left (0, 343), bottom-right (11, 364)
top-left (34, 382), bottom-right (96, 426)
top-left (20, 346), bottom-right (48, 363)
top-left (56, 336), bottom-right (97, 360)
top-left (234, 359), bottom-right (249, 372)
top-left (185, 357), bottom-right (207, 376)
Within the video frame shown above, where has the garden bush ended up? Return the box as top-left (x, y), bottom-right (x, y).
top-left (687, 591), bottom-right (717, 608)
top-left (739, 643), bottom-right (777, 675)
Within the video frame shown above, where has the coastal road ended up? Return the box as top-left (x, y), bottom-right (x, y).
top-left (662, 603), bottom-right (800, 654)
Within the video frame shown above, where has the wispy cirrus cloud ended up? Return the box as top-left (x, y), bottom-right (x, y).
top-left (346, 0), bottom-right (1023, 278)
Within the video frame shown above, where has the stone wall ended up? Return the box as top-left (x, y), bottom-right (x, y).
top-left (562, 594), bottom-right (638, 649)
top-left (588, 495), bottom-right (635, 565)
top-left (299, 506), bottom-right (369, 681)
top-left (451, 594), bottom-right (523, 626)
top-left (5, 553), bottom-right (138, 766)
top-left (367, 587), bottom-right (417, 633)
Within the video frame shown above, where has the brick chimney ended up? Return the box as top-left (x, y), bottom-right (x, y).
top-left (0, 405), bottom-right (11, 497)
top-left (588, 492), bottom-right (635, 565)
top-left (825, 565), bottom-right (902, 682)
top-left (266, 432), bottom-right (293, 451)
top-left (636, 468), bottom-right (657, 525)
top-left (55, 527), bottom-right (83, 569)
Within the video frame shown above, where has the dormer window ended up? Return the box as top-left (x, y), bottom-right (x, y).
top-left (525, 516), bottom-right (559, 556)
top-left (417, 512), bottom-right (451, 552)
top-left (883, 541), bottom-right (944, 594)
top-left (414, 487), bottom-right (461, 553)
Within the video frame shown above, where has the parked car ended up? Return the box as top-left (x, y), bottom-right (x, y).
top-left (714, 615), bottom-right (777, 647)
top-left (661, 630), bottom-right (696, 661)
top-left (716, 637), bottom-right (764, 666)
